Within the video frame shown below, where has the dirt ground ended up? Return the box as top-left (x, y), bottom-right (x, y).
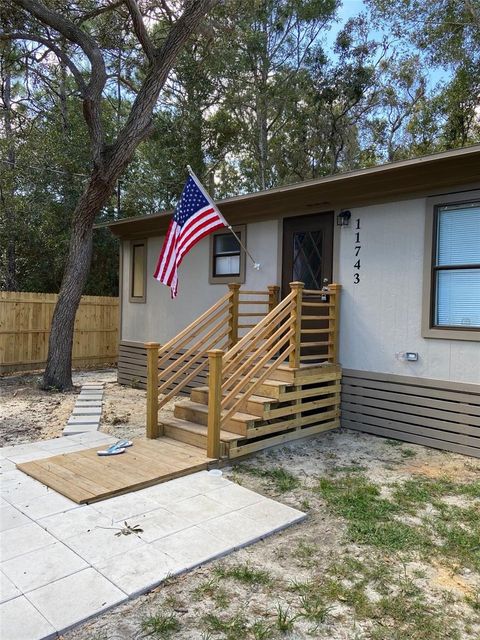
top-left (1, 370), bottom-right (479, 639)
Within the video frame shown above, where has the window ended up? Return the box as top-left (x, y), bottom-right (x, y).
top-left (423, 193), bottom-right (480, 340)
top-left (209, 225), bottom-right (246, 284)
top-left (130, 241), bottom-right (146, 302)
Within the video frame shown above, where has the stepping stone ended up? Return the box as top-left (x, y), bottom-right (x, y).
top-left (72, 408), bottom-right (102, 416)
top-left (63, 382), bottom-right (104, 437)
top-left (67, 416), bottom-right (100, 425)
top-left (63, 424), bottom-right (99, 436)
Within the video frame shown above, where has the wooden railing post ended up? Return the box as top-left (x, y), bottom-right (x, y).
top-left (268, 285), bottom-right (280, 313)
top-left (328, 283), bottom-right (341, 364)
top-left (288, 281), bottom-right (304, 368)
top-left (145, 342), bottom-right (160, 439)
top-left (207, 349), bottom-right (223, 458)
top-left (228, 283), bottom-right (240, 347)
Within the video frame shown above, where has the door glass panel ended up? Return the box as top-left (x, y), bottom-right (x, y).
top-left (292, 230), bottom-right (323, 289)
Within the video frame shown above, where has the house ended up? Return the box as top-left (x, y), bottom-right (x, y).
top-left (99, 145), bottom-right (480, 459)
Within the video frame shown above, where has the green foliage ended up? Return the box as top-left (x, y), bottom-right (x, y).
top-left (236, 464), bottom-right (301, 493)
top-left (214, 562), bottom-right (272, 585)
top-left (2, 0), bottom-right (479, 295)
top-left (202, 612), bottom-right (249, 640)
top-left (141, 612), bottom-right (180, 637)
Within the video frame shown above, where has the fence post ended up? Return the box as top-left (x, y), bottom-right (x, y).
top-left (207, 349), bottom-right (223, 458)
top-left (145, 342), bottom-right (160, 439)
top-left (268, 285), bottom-right (280, 313)
top-left (288, 281), bottom-right (304, 369)
top-left (328, 283), bottom-right (341, 364)
top-left (227, 283), bottom-right (240, 347)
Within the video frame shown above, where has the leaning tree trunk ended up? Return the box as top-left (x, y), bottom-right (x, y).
top-left (42, 175), bottom-right (115, 389)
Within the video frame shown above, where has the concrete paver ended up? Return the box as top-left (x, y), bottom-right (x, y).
top-left (0, 436), bottom-right (305, 639)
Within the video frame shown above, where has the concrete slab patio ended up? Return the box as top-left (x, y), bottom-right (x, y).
top-left (0, 432), bottom-right (306, 640)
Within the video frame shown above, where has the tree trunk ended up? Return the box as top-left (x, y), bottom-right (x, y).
top-left (3, 44), bottom-right (18, 291)
top-left (42, 175), bottom-right (115, 389)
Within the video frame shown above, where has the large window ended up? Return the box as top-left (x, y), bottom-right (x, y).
top-left (209, 225), bottom-right (246, 284)
top-left (423, 194), bottom-right (480, 340)
top-left (130, 240), bottom-right (146, 302)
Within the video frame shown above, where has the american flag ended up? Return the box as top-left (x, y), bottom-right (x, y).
top-left (153, 175), bottom-right (227, 297)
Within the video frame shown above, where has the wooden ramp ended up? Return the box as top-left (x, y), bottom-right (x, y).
top-left (17, 438), bottom-right (215, 504)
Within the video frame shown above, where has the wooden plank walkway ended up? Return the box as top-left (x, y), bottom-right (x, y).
top-left (17, 438), bottom-right (216, 504)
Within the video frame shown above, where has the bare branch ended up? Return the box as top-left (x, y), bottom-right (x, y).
top-left (0, 32), bottom-right (87, 95)
top-left (124, 0), bottom-right (156, 62)
top-left (11, 0), bottom-right (106, 99)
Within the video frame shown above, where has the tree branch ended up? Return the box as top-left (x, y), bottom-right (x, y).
top-left (76, 0), bottom-right (124, 24)
top-left (0, 32), bottom-right (87, 95)
top-left (124, 0), bottom-right (156, 62)
top-left (12, 0), bottom-right (106, 99)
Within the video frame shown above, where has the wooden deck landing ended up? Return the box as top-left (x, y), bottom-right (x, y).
top-left (17, 437), bottom-right (216, 504)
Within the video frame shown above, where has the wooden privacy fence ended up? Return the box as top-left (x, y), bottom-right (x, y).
top-left (0, 291), bottom-right (119, 373)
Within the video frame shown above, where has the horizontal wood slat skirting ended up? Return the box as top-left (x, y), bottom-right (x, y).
top-left (118, 341), bottom-right (207, 394)
top-left (341, 369), bottom-right (480, 458)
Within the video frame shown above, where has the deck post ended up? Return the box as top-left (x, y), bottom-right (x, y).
top-left (288, 281), bottom-right (304, 369)
top-left (268, 285), bottom-right (280, 313)
top-left (228, 283), bottom-right (240, 347)
top-left (145, 342), bottom-right (160, 439)
top-left (328, 283), bottom-right (341, 364)
top-left (207, 349), bottom-right (223, 458)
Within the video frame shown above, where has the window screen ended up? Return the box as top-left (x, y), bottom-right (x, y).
top-left (433, 203), bottom-right (480, 328)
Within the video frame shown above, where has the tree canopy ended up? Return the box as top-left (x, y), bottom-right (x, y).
top-left (1, 0), bottom-right (479, 297)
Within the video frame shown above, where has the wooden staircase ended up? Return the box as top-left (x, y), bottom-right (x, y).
top-left (145, 282), bottom-right (342, 460)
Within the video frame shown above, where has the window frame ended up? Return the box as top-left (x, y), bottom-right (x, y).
top-left (129, 239), bottom-right (147, 303)
top-left (422, 190), bottom-right (480, 341)
top-left (209, 224), bottom-right (246, 285)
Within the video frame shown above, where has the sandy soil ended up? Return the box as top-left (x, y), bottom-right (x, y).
top-left (1, 370), bottom-right (479, 639)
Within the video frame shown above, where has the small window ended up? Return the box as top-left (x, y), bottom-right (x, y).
top-left (209, 225), bottom-right (246, 284)
top-left (130, 241), bottom-right (146, 302)
top-left (423, 192), bottom-right (480, 340)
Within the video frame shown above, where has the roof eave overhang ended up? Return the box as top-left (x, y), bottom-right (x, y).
top-left (96, 145), bottom-right (480, 239)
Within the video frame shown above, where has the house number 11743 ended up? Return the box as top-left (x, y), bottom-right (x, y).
top-left (354, 218), bottom-right (361, 284)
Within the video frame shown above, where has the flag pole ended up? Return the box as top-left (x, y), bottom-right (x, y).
top-left (186, 165), bottom-right (261, 270)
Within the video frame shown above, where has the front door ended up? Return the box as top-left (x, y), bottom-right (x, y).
top-left (282, 213), bottom-right (333, 296)
top-left (282, 213), bottom-right (334, 361)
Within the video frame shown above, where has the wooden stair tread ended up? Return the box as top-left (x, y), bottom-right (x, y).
top-left (161, 416), bottom-right (243, 442)
top-left (194, 386), bottom-right (276, 403)
top-left (175, 399), bottom-right (259, 423)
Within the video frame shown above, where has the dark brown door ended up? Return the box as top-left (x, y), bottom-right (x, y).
top-left (282, 213), bottom-right (334, 361)
top-left (282, 213), bottom-right (333, 296)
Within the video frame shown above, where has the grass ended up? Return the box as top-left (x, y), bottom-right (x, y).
top-left (202, 613), bottom-right (248, 640)
top-left (214, 563), bottom-right (272, 585)
top-left (193, 579), bottom-right (229, 608)
top-left (316, 474), bottom-right (436, 552)
top-left (141, 613), bottom-right (180, 638)
top-left (275, 604), bottom-right (295, 633)
top-left (236, 465), bottom-right (300, 493)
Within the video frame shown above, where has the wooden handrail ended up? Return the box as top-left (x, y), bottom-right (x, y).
top-left (222, 301), bottom-right (294, 378)
top-left (158, 314), bottom-right (229, 388)
top-left (224, 291), bottom-right (295, 363)
top-left (299, 283), bottom-right (341, 364)
top-left (157, 292), bottom-right (232, 358)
